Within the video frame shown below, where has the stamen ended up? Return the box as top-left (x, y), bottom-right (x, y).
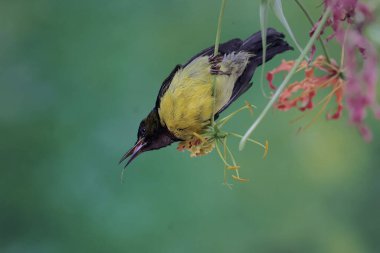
top-left (245, 101), bottom-right (255, 114)
top-left (231, 175), bottom-right (249, 182)
top-left (227, 166), bottom-right (240, 170)
top-left (217, 103), bottom-right (255, 128)
top-left (230, 132), bottom-right (267, 151)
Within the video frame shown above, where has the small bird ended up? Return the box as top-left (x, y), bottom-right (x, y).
top-left (120, 28), bottom-right (292, 167)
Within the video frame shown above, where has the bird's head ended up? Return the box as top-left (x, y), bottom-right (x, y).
top-left (119, 109), bottom-right (176, 167)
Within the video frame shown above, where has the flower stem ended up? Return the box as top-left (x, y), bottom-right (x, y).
top-left (294, 0), bottom-right (331, 63)
top-left (215, 140), bottom-right (230, 167)
top-left (213, 0), bottom-right (226, 56)
top-left (211, 0), bottom-right (227, 126)
top-left (239, 8), bottom-right (332, 150)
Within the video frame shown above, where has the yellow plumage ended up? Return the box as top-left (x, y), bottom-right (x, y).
top-left (158, 53), bottom-right (251, 140)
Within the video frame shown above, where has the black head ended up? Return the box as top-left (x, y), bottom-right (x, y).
top-left (119, 109), bottom-right (176, 167)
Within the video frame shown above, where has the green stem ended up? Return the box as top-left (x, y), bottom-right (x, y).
top-left (259, 0), bottom-right (269, 98)
top-left (211, 0), bottom-right (227, 126)
top-left (239, 8), bottom-right (332, 150)
top-left (215, 140), bottom-right (230, 166)
top-left (294, 0), bottom-right (331, 63)
top-left (214, 0), bottom-right (226, 56)
top-left (223, 139), bottom-right (237, 166)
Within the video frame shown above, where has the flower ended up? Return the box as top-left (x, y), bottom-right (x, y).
top-left (176, 130), bottom-right (250, 186)
top-left (339, 28), bottom-right (380, 141)
top-left (267, 55), bottom-right (344, 123)
top-left (176, 102), bottom-right (268, 186)
top-left (308, 0), bottom-right (379, 140)
top-left (177, 134), bottom-right (215, 157)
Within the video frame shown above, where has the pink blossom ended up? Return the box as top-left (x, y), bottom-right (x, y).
top-left (311, 0), bottom-right (379, 141)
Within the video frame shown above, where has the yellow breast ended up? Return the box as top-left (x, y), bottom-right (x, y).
top-left (158, 54), bottom-right (249, 140)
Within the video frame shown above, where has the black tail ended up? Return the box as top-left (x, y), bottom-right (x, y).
top-left (217, 28), bottom-right (293, 114)
top-left (240, 28), bottom-right (292, 58)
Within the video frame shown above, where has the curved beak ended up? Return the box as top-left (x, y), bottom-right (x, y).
top-left (119, 138), bottom-right (146, 168)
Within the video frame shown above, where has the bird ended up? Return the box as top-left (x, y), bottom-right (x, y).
top-left (119, 28), bottom-right (292, 167)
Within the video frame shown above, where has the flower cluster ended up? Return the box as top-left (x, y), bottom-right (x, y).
top-left (176, 102), bottom-right (267, 186)
top-left (267, 56), bottom-right (344, 124)
top-left (177, 134), bottom-right (215, 157)
top-left (270, 0), bottom-right (379, 140)
top-left (314, 0), bottom-right (379, 140)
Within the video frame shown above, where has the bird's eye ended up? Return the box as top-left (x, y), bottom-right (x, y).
top-left (140, 127), bottom-right (146, 136)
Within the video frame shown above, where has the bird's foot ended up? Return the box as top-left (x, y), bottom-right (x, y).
top-left (208, 54), bottom-right (223, 64)
top-left (210, 65), bottom-right (231, 76)
top-left (209, 54), bottom-right (230, 76)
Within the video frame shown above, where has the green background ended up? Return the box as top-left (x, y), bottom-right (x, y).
top-left (1, 1), bottom-right (379, 252)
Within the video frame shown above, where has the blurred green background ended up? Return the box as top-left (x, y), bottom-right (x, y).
top-left (1, 0), bottom-right (379, 252)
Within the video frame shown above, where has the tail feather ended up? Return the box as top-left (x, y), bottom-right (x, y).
top-left (240, 28), bottom-right (286, 51)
